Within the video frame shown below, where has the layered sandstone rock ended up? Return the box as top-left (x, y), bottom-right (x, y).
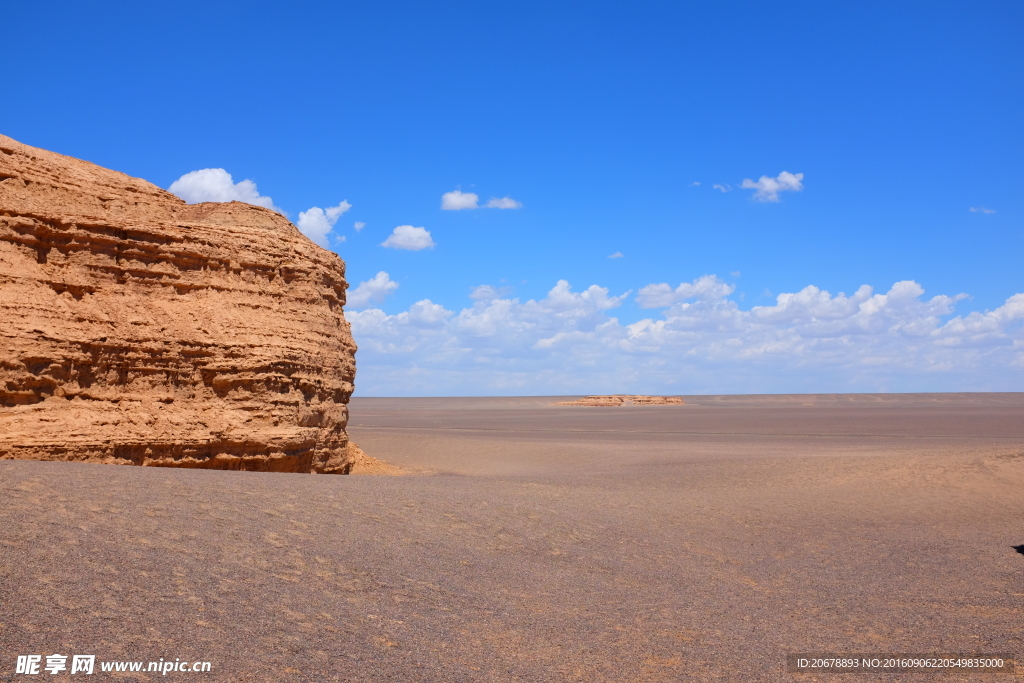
top-left (0, 134), bottom-right (357, 473)
top-left (554, 395), bottom-right (685, 407)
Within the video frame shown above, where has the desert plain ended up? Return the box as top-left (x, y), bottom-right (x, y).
top-left (2, 392), bottom-right (1023, 681)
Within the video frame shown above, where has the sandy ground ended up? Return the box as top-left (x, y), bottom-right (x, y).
top-left (2, 393), bottom-right (1023, 681)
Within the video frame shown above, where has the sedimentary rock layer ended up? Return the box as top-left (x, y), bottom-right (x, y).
top-left (0, 134), bottom-right (357, 473)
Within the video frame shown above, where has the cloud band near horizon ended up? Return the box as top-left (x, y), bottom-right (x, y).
top-left (346, 276), bottom-right (1024, 396)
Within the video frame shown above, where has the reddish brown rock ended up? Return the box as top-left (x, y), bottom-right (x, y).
top-left (553, 395), bottom-right (685, 407)
top-left (0, 134), bottom-right (358, 473)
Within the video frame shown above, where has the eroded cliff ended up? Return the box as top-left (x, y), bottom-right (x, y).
top-left (0, 134), bottom-right (357, 473)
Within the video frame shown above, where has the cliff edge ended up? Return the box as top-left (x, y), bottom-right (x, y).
top-left (0, 134), bottom-right (357, 473)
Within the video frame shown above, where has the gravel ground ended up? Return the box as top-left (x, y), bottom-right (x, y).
top-left (2, 393), bottom-right (1023, 682)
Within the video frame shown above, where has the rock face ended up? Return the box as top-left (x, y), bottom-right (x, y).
top-left (0, 134), bottom-right (357, 473)
top-left (553, 395), bottom-right (685, 407)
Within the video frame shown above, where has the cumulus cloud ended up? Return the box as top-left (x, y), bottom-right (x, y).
top-left (970, 207), bottom-right (996, 214)
top-left (470, 284), bottom-right (514, 301)
top-left (381, 225), bottom-right (435, 250)
top-left (484, 196), bottom-right (523, 209)
top-left (608, 252), bottom-right (624, 259)
top-left (441, 189), bottom-right (522, 210)
top-left (168, 168), bottom-right (280, 211)
top-left (713, 184), bottom-right (731, 193)
top-left (354, 221), bottom-right (366, 231)
top-left (441, 190), bottom-right (479, 210)
top-left (348, 271), bottom-right (399, 309)
top-left (351, 279), bottom-right (630, 361)
top-left (741, 171), bottom-right (804, 202)
top-left (637, 275), bottom-right (735, 308)
top-left (347, 276), bottom-right (1024, 396)
top-left (296, 200), bottom-right (351, 248)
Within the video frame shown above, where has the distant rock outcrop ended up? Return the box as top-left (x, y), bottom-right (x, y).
top-left (0, 134), bottom-right (358, 473)
top-left (554, 395), bottom-right (685, 407)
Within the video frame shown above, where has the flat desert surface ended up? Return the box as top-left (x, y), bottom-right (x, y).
top-left (3, 393), bottom-right (1024, 681)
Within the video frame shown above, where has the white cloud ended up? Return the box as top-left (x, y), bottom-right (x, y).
top-left (484, 196), bottom-right (523, 209)
top-left (348, 271), bottom-right (399, 309)
top-left (442, 189), bottom-right (522, 210)
top-left (351, 279), bottom-right (630, 360)
top-left (354, 221), bottom-right (366, 231)
top-left (168, 168), bottom-right (280, 211)
top-left (608, 252), bottom-right (624, 259)
top-left (637, 275), bottom-right (736, 308)
top-left (741, 171), bottom-right (804, 202)
top-left (970, 207), bottom-right (996, 214)
top-left (381, 225), bottom-right (435, 250)
top-left (296, 200), bottom-right (351, 248)
top-left (691, 182), bottom-right (701, 186)
top-left (713, 184), bottom-right (731, 193)
top-left (441, 190), bottom-right (479, 210)
top-left (470, 284), bottom-right (513, 301)
top-left (347, 276), bottom-right (1024, 395)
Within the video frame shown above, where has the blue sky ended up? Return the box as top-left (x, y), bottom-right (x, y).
top-left (4, 1), bottom-right (1022, 394)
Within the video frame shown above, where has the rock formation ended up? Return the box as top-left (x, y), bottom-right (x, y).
top-left (553, 395), bottom-right (685, 407)
top-left (0, 134), bottom-right (358, 473)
